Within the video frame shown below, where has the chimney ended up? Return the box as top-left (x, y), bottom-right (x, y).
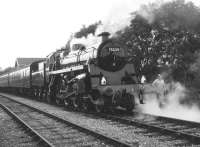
top-left (98, 32), bottom-right (110, 43)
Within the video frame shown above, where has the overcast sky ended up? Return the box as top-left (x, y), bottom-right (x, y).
top-left (0, 0), bottom-right (199, 69)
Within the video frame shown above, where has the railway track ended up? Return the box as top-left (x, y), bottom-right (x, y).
top-left (60, 107), bottom-right (200, 146)
top-left (123, 111), bottom-right (200, 142)
top-left (0, 95), bottom-right (138, 147)
top-left (91, 111), bottom-right (200, 146)
top-left (0, 105), bottom-right (52, 147)
top-left (1, 93), bottom-right (200, 146)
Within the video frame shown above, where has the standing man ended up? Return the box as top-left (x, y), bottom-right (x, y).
top-left (139, 75), bottom-right (146, 104)
top-left (152, 74), bottom-right (166, 107)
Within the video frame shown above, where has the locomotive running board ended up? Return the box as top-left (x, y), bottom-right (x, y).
top-left (49, 65), bottom-right (84, 75)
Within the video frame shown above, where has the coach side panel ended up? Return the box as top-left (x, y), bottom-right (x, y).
top-left (0, 74), bottom-right (9, 88)
top-left (9, 67), bottom-right (30, 88)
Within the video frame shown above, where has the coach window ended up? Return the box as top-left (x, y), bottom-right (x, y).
top-left (32, 63), bottom-right (39, 72)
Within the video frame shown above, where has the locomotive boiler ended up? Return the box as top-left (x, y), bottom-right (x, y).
top-left (46, 32), bottom-right (142, 112)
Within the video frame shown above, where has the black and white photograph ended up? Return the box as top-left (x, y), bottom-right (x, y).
top-left (0, 0), bottom-right (200, 146)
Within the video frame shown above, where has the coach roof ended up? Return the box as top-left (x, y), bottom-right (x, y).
top-left (15, 58), bottom-right (46, 68)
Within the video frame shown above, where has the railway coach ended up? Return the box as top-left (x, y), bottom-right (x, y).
top-left (0, 60), bottom-right (46, 97)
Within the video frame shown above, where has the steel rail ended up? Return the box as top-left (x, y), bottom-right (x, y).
top-left (97, 113), bottom-right (200, 144)
top-left (0, 103), bottom-right (55, 147)
top-left (2, 93), bottom-right (200, 144)
top-left (0, 95), bottom-right (138, 147)
top-left (131, 111), bottom-right (200, 127)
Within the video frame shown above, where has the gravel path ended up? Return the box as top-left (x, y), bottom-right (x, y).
top-left (0, 93), bottom-right (198, 147)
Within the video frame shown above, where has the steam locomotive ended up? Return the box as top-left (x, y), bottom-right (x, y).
top-left (0, 32), bottom-right (143, 112)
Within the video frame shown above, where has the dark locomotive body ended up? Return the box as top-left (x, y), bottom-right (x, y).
top-left (0, 33), bottom-right (143, 112)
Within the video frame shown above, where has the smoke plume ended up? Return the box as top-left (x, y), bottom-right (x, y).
top-left (69, 0), bottom-right (144, 49)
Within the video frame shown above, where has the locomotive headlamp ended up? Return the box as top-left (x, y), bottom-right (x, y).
top-left (101, 76), bottom-right (107, 85)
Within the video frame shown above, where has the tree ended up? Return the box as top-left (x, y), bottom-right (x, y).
top-left (115, 0), bottom-right (200, 84)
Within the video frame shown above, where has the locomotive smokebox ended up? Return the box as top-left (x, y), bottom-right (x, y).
top-left (98, 32), bottom-right (110, 43)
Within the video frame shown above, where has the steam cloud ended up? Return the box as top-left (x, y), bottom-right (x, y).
top-left (70, 34), bottom-right (101, 49)
top-left (138, 81), bottom-right (200, 122)
top-left (136, 0), bottom-right (200, 122)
